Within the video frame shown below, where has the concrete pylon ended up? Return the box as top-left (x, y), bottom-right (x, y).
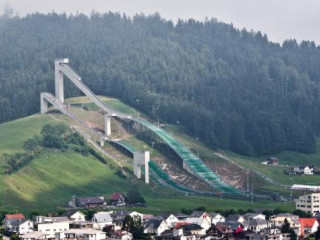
top-left (40, 93), bottom-right (48, 114)
top-left (55, 60), bottom-right (64, 103)
top-left (133, 151), bottom-right (150, 184)
top-left (104, 114), bottom-right (111, 136)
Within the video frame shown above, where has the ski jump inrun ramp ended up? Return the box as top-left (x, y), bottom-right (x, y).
top-left (41, 59), bottom-right (243, 195)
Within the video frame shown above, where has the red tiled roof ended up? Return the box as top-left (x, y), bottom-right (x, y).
top-left (174, 222), bottom-right (191, 229)
top-left (5, 214), bottom-right (25, 220)
top-left (110, 192), bottom-right (124, 201)
top-left (299, 218), bottom-right (317, 236)
top-left (299, 218), bottom-right (317, 228)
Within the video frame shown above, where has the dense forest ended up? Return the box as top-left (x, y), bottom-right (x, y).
top-left (0, 11), bottom-right (320, 156)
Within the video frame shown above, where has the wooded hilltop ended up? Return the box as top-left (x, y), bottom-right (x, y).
top-left (0, 11), bottom-right (319, 156)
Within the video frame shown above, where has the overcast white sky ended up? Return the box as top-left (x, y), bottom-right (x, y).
top-left (1, 0), bottom-right (320, 45)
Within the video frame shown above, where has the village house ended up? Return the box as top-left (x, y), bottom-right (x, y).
top-left (173, 213), bottom-right (189, 221)
top-left (20, 231), bottom-right (50, 240)
top-left (184, 217), bottom-right (211, 231)
top-left (299, 218), bottom-right (319, 237)
top-left (55, 228), bottom-right (106, 240)
top-left (206, 224), bottom-right (234, 239)
top-left (4, 214), bottom-right (26, 233)
top-left (129, 211), bottom-right (144, 222)
top-left (208, 212), bottom-right (225, 225)
top-left (36, 216), bottom-right (70, 238)
top-left (18, 220), bottom-right (34, 235)
top-left (110, 192), bottom-right (126, 206)
top-left (111, 211), bottom-right (130, 230)
top-left (68, 196), bottom-right (107, 208)
top-left (270, 213), bottom-right (300, 235)
top-left (62, 210), bottom-right (86, 223)
top-left (216, 222), bottom-right (243, 232)
top-left (246, 229), bottom-right (291, 240)
top-left (293, 165), bottom-right (314, 175)
top-left (110, 230), bottom-right (133, 240)
top-left (190, 211), bottom-right (211, 223)
top-left (91, 211), bottom-right (113, 230)
top-left (243, 213), bottom-right (266, 221)
top-left (226, 214), bottom-right (245, 223)
top-left (173, 223), bottom-right (206, 236)
top-left (243, 219), bottom-right (269, 233)
top-left (157, 213), bottom-right (179, 228)
top-left (262, 157), bottom-right (279, 165)
top-left (144, 218), bottom-right (169, 236)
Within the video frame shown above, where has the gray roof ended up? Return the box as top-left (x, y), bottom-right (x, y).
top-left (76, 196), bottom-right (105, 207)
top-left (190, 211), bottom-right (206, 218)
top-left (51, 217), bottom-right (70, 222)
top-left (144, 218), bottom-right (163, 230)
top-left (217, 222), bottom-right (241, 231)
top-left (62, 210), bottom-right (84, 219)
top-left (209, 212), bottom-right (224, 218)
top-left (111, 210), bottom-right (130, 221)
top-left (92, 212), bottom-right (113, 223)
top-left (226, 214), bottom-right (243, 222)
top-left (247, 219), bottom-right (268, 227)
top-left (173, 213), bottom-right (188, 219)
top-left (274, 213), bottom-right (298, 218)
top-left (7, 218), bottom-right (25, 227)
top-left (178, 224), bottom-right (203, 231)
top-left (243, 213), bottom-right (264, 218)
top-left (157, 213), bottom-right (171, 220)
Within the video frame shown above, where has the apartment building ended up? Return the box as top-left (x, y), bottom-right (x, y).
top-left (295, 193), bottom-right (320, 215)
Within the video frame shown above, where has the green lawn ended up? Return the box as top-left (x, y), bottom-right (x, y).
top-left (0, 115), bottom-right (55, 155)
top-left (66, 96), bottom-right (138, 116)
top-left (224, 151), bottom-right (320, 186)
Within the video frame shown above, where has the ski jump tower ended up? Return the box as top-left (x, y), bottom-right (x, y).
top-left (40, 58), bottom-right (150, 184)
top-left (41, 58), bottom-right (131, 137)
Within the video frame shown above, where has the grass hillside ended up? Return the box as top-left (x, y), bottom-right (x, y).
top-left (0, 110), bottom-right (295, 214)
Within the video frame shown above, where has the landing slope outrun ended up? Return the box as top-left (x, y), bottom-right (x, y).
top-left (133, 119), bottom-right (242, 195)
top-left (111, 140), bottom-right (198, 194)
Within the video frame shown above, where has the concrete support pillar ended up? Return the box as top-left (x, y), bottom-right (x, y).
top-left (144, 151), bottom-right (150, 184)
top-left (55, 61), bottom-right (64, 103)
top-left (104, 114), bottom-right (111, 136)
top-left (40, 93), bottom-right (48, 114)
top-left (134, 165), bottom-right (141, 179)
top-left (133, 151), bottom-right (150, 184)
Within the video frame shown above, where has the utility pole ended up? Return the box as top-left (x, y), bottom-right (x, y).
top-left (247, 170), bottom-right (250, 195)
top-left (251, 185), bottom-right (254, 204)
